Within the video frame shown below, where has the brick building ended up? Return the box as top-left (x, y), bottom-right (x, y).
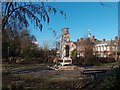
top-left (72, 35), bottom-right (120, 60)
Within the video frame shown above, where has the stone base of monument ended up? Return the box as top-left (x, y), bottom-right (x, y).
top-left (50, 57), bottom-right (84, 70)
top-left (60, 57), bottom-right (72, 66)
top-left (58, 66), bottom-right (81, 70)
top-left (50, 65), bottom-right (82, 70)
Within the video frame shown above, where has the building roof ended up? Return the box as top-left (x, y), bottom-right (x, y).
top-left (73, 42), bottom-right (77, 46)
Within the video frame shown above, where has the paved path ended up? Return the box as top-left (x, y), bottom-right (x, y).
top-left (3, 65), bottom-right (111, 79)
top-left (10, 66), bottom-right (83, 78)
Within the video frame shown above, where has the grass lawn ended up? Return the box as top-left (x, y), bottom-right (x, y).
top-left (93, 61), bottom-right (119, 68)
top-left (2, 63), bottom-right (92, 89)
top-left (2, 61), bottom-right (120, 89)
top-left (2, 63), bottom-right (54, 68)
top-left (2, 68), bottom-right (90, 89)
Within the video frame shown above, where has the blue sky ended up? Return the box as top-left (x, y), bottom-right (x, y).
top-left (29, 2), bottom-right (118, 48)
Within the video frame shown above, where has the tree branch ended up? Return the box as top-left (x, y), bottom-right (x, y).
top-left (2, 4), bottom-right (38, 30)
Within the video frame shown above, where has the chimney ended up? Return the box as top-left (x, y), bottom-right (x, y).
top-left (77, 39), bottom-right (79, 42)
top-left (115, 36), bottom-right (119, 41)
top-left (80, 38), bottom-right (84, 42)
top-left (77, 39), bottom-right (80, 46)
top-left (92, 36), bottom-right (95, 42)
top-left (102, 39), bottom-right (106, 42)
top-left (92, 36), bottom-right (95, 39)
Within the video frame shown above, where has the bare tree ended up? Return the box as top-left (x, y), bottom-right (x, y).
top-left (42, 40), bottom-right (50, 62)
top-left (2, 2), bottom-right (66, 31)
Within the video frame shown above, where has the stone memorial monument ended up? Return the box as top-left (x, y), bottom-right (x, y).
top-left (60, 28), bottom-right (72, 66)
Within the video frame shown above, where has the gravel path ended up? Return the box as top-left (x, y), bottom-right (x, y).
top-left (3, 65), bottom-right (111, 79)
top-left (8, 66), bottom-right (85, 78)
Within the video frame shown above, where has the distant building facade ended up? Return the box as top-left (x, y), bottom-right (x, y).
top-left (73, 35), bottom-right (120, 60)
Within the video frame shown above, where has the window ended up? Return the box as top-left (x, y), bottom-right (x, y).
top-left (64, 60), bottom-right (72, 63)
top-left (66, 45), bottom-right (69, 57)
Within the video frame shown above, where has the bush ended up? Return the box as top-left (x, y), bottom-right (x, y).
top-left (53, 57), bottom-right (58, 63)
top-left (98, 57), bottom-right (115, 64)
top-left (71, 49), bottom-right (77, 63)
top-left (73, 57), bottom-right (84, 66)
top-left (10, 81), bottom-right (25, 90)
top-left (99, 66), bottom-right (120, 90)
top-left (84, 55), bottom-right (99, 66)
top-left (2, 84), bottom-right (9, 90)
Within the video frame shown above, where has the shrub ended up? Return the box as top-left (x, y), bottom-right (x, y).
top-left (71, 49), bottom-right (77, 63)
top-left (99, 66), bottom-right (120, 90)
top-left (74, 57), bottom-right (84, 66)
top-left (84, 55), bottom-right (99, 66)
top-left (10, 81), bottom-right (25, 90)
top-left (98, 57), bottom-right (115, 64)
top-left (2, 84), bottom-right (9, 90)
